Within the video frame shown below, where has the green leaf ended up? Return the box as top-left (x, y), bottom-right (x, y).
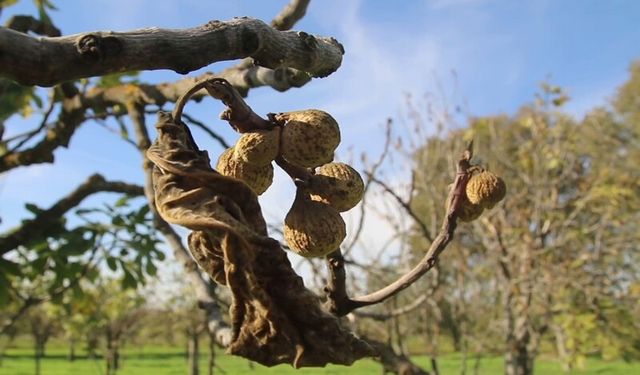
top-left (134, 204), bottom-right (150, 223)
top-left (24, 202), bottom-right (43, 215)
top-left (111, 216), bottom-right (125, 226)
top-left (96, 71), bottom-right (140, 88)
top-left (0, 273), bottom-right (9, 305)
top-left (155, 251), bottom-right (166, 261)
top-left (0, 79), bottom-right (38, 120)
top-left (0, 0), bottom-right (19, 8)
top-left (34, 0), bottom-right (57, 24)
top-left (0, 257), bottom-right (21, 276)
top-left (121, 267), bottom-right (137, 289)
top-left (106, 256), bottom-right (118, 272)
top-left (145, 261), bottom-right (157, 276)
top-left (114, 196), bottom-right (130, 208)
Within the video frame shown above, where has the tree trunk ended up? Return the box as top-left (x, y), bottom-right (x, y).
top-left (188, 331), bottom-right (200, 375)
top-left (207, 331), bottom-right (215, 375)
top-left (34, 341), bottom-right (42, 375)
top-left (504, 343), bottom-right (533, 375)
top-left (367, 337), bottom-right (430, 375)
top-left (86, 331), bottom-right (98, 359)
top-left (504, 316), bottom-right (534, 375)
top-left (68, 338), bottom-right (76, 361)
top-left (551, 324), bottom-right (572, 372)
top-left (106, 328), bottom-right (120, 375)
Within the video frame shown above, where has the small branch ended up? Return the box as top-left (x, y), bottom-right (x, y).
top-left (323, 249), bottom-right (351, 316)
top-left (271, 0), bottom-right (311, 31)
top-left (0, 174), bottom-right (143, 255)
top-left (5, 15), bottom-right (61, 36)
top-left (0, 96), bottom-right (86, 173)
top-left (203, 78), bottom-right (272, 132)
top-left (344, 119), bottom-right (393, 256)
top-left (275, 156), bottom-right (313, 183)
top-left (1, 88), bottom-right (56, 156)
top-left (354, 294), bottom-right (429, 321)
top-left (368, 174), bottom-right (434, 242)
top-left (325, 142), bottom-right (474, 316)
top-left (0, 17), bottom-right (344, 86)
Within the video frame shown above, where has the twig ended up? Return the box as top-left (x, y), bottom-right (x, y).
top-left (354, 294), bottom-right (429, 321)
top-left (324, 142), bottom-right (474, 316)
top-left (344, 119), bottom-right (394, 256)
top-left (271, 0), bottom-right (311, 31)
top-left (367, 174), bottom-right (433, 242)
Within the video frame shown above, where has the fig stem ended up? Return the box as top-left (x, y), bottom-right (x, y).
top-left (275, 156), bottom-right (313, 183)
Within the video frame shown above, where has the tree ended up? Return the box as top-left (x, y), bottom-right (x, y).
top-left (0, 0), bottom-right (483, 372)
top-left (397, 77), bottom-right (640, 375)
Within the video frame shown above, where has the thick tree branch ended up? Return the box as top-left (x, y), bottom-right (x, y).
top-left (0, 17), bottom-right (344, 86)
top-left (0, 174), bottom-right (143, 255)
top-left (0, 95), bottom-right (85, 173)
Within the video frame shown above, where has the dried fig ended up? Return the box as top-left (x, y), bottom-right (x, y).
top-left (233, 127), bottom-right (280, 166)
top-left (466, 170), bottom-right (506, 209)
top-left (284, 189), bottom-right (346, 258)
top-left (276, 110), bottom-right (340, 168)
top-left (457, 198), bottom-right (484, 222)
top-left (216, 147), bottom-right (273, 195)
top-left (308, 162), bottom-right (364, 212)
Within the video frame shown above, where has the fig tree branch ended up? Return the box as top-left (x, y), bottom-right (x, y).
top-left (271, 0), bottom-right (311, 30)
top-left (0, 174), bottom-right (144, 255)
top-left (325, 142), bottom-right (474, 316)
top-left (0, 17), bottom-right (344, 86)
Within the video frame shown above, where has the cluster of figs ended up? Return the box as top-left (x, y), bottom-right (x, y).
top-left (216, 109), bottom-right (364, 258)
top-left (216, 108), bottom-right (507, 257)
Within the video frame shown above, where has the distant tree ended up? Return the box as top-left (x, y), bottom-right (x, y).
top-left (401, 74), bottom-right (640, 375)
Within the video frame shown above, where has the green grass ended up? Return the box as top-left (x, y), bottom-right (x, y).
top-left (2, 345), bottom-right (639, 374)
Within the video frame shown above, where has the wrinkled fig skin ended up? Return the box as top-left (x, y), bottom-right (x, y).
top-left (147, 112), bottom-right (269, 240)
top-left (466, 170), bottom-right (506, 209)
top-left (147, 112), bottom-right (375, 367)
top-left (309, 162), bottom-right (364, 212)
top-left (217, 147), bottom-right (274, 195)
top-left (284, 190), bottom-right (346, 258)
top-left (233, 127), bottom-right (281, 166)
top-left (277, 109), bottom-right (341, 168)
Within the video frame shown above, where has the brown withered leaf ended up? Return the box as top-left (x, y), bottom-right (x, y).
top-left (146, 112), bottom-right (375, 367)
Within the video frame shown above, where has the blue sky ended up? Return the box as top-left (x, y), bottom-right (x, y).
top-left (1, 0), bottom-right (639, 252)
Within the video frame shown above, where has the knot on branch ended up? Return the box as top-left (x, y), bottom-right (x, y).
top-left (297, 31), bottom-right (318, 50)
top-left (76, 34), bottom-right (122, 61)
